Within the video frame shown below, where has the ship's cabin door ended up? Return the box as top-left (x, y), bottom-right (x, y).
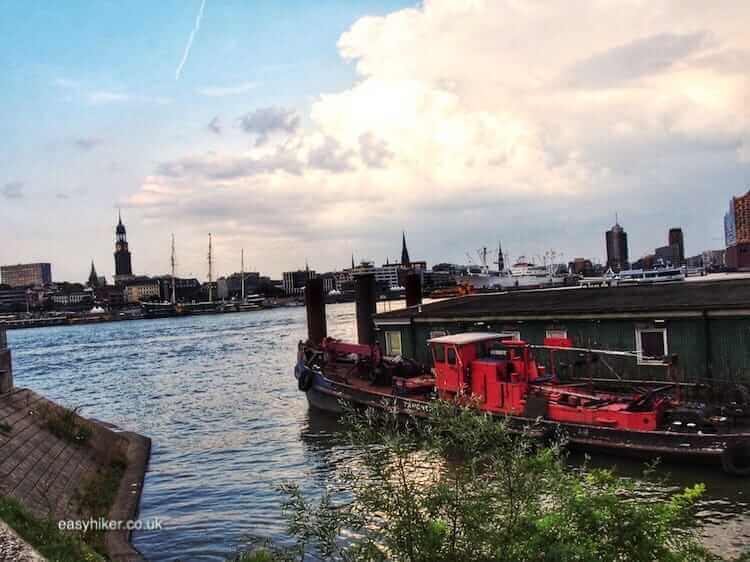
top-left (432, 343), bottom-right (464, 395)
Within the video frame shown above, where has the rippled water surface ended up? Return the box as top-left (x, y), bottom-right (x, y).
top-left (7, 303), bottom-right (750, 560)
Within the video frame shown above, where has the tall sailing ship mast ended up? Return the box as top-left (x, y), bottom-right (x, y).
top-left (170, 234), bottom-right (177, 305)
top-left (241, 248), bottom-right (245, 302)
top-left (208, 233), bottom-right (213, 303)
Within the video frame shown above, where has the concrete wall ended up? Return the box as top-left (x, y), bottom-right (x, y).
top-left (0, 349), bottom-right (12, 394)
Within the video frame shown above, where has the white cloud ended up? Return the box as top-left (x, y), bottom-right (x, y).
top-left (238, 106), bottom-right (301, 145)
top-left (88, 90), bottom-right (131, 104)
top-left (196, 81), bottom-right (257, 97)
top-left (128, 0), bottom-right (750, 276)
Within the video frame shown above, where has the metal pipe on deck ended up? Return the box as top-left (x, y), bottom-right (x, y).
top-left (405, 272), bottom-right (423, 307)
top-left (355, 273), bottom-right (377, 345)
top-left (305, 278), bottom-right (327, 345)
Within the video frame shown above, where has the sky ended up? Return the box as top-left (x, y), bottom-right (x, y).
top-left (2, 0), bottom-right (749, 282)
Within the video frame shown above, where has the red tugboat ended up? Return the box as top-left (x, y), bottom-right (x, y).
top-left (296, 332), bottom-right (750, 476)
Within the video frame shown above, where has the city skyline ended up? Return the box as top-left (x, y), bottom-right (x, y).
top-left (0, 208), bottom-right (731, 286)
top-left (2, 1), bottom-right (749, 280)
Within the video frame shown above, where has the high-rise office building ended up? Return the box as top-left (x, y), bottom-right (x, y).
top-left (668, 228), bottom-right (685, 266)
top-left (725, 190), bottom-right (750, 269)
top-left (605, 221), bottom-right (629, 272)
top-left (0, 263), bottom-right (52, 287)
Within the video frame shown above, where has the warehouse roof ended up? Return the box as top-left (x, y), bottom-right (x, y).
top-left (374, 278), bottom-right (750, 323)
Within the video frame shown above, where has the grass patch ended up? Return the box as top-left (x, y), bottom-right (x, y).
top-left (74, 459), bottom-right (127, 555)
top-left (0, 495), bottom-right (104, 562)
top-left (78, 460), bottom-right (126, 517)
top-left (41, 405), bottom-right (92, 445)
top-left (0, 420), bottom-right (11, 434)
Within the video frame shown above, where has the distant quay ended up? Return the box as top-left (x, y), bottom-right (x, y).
top-left (0, 297), bottom-right (299, 331)
top-left (0, 291), bottom-right (417, 331)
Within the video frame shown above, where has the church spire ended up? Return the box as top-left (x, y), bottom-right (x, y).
top-left (401, 231), bottom-right (410, 267)
top-left (88, 260), bottom-right (100, 288)
top-left (114, 211), bottom-right (133, 283)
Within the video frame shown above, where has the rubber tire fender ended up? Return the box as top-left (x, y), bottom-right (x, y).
top-left (721, 443), bottom-right (750, 477)
top-left (298, 369), bottom-right (315, 392)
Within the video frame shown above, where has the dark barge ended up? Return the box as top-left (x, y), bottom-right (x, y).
top-left (295, 276), bottom-right (750, 476)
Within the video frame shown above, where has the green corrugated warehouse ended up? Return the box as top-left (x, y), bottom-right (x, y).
top-left (373, 278), bottom-right (750, 384)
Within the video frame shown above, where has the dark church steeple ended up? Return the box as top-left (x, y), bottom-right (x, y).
top-left (401, 231), bottom-right (410, 267)
top-left (114, 210), bottom-right (133, 284)
top-left (88, 260), bottom-right (100, 288)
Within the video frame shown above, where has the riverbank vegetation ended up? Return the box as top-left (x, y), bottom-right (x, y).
top-left (235, 402), bottom-right (746, 562)
top-left (75, 458), bottom-right (128, 555)
top-left (0, 496), bottom-right (104, 562)
top-left (41, 404), bottom-right (92, 445)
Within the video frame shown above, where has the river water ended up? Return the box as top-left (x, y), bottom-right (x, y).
top-left (6, 303), bottom-right (750, 561)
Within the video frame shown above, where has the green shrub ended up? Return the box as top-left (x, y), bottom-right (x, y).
top-left (236, 402), bottom-right (718, 562)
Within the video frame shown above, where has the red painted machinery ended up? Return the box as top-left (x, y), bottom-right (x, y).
top-left (429, 333), bottom-right (666, 431)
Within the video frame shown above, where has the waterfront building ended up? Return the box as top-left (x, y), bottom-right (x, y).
top-left (569, 258), bottom-right (594, 276)
top-left (94, 285), bottom-right (126, 308)
top-left (372, 278), bottom-right (750, 383)
top-left (0, 288), bottom-right (31, 312)
top-left (124, 277), bottom-right (160, 303)
top-left (380, 262), bottom-right (401, 288)
top-left (422, 269), bottom-right (454, 290)
top-left (0, 263), bottom-right (52, 288)
top-left (654, 244), bottom-right (680, 267)
top-left (702, 249), bottom-right (726, 271)
top-left (432, 263), bottom-right (465, 276)
top-left (605, 221), bottom-right (629, 272)
top-left (217, 272), bottom-right (260, 300)
top-left (155, 276), bottom-right (201, 302)
top-left (668, 228), bottom-right (685, 265)
top-left (351, 261), bottom-right (403, 290)
top-left (319, 272), bottom-right (337, 294)
top-left (49, 291), bottom-right (94, 310)
top-left (114, 211), bottom-right (134, 284)
top-left (282, 269), bottom-right (316, 296)
top-left (725, 190), bottom-right (750, 269)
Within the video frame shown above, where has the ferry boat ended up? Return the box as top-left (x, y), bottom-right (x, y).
top-left (295, 332), bottom-right (750, 476)
top-left (617, 267), bottom-right (685, 285)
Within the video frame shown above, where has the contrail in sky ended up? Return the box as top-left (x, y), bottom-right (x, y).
top-left (175, 0), bottom-right (207, 80)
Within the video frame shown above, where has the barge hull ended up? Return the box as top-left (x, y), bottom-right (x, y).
top-left (298, 367), bottom-right (742, 470)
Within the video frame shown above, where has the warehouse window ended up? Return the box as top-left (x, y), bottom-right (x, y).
top-left (385, 331), bottom-right (402, 356)
top-left (635, 327), bottom-right (668, 365)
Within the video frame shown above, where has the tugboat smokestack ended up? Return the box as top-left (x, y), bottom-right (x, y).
top-left (305, 278), bottom-right (327, 345)
top-left (405, 272), bottom-right (422, 307)
top-left (355, 273), bottom-right (377, 345)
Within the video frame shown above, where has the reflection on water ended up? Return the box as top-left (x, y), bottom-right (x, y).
top-left (6, 303), bottom-right (749, 561)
